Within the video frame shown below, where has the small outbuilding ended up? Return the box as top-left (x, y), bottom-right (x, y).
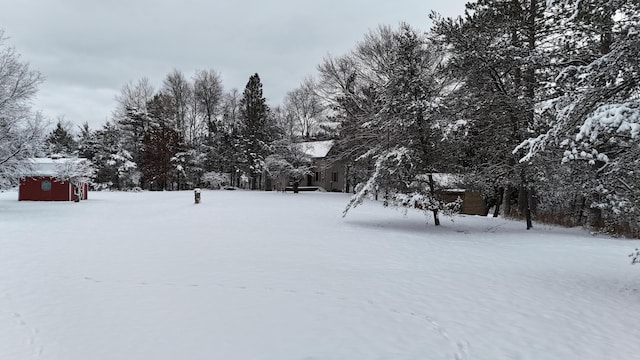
top-left (19, 157), bottom-right (89, 201)
top-left (431, 174), bottom-right (486, 216)
top-left (438, 189), bottom-right (486, 216)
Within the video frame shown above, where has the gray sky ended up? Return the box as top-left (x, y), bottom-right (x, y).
top-left (0, 0), bottom-right (468, 131)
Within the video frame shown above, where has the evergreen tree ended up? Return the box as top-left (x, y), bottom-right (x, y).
top-left (117, 105), bottom-right (153, 182)
top-left (92, 121), bottom-right (137, 189)
top-left (46, 118), bottom-right (77, 156)
top-left (238, 73), bottom-right (274, 189)
top-left (140, 122), bottom-right (183, 191)
top-left (76, 122), bottom-right (99, 160)
top-left (431, 0), bottom-right (560, 229)
top-left (139, 93), bottom-right (185, 190)
top-left (517, 0), bottom-right (640, 233)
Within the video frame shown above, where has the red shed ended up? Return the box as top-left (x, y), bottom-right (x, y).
top-left (19, 157), bottom-right (89, 201)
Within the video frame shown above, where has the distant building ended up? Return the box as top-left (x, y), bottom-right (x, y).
top-left (438, 189), bottom-right (486, 215)
top-left (19, 157), bottom-right (89, 201)
top-left (431, 174), bottom-right (486, 216)
top-left (296, 140), bottom-right (345, 192)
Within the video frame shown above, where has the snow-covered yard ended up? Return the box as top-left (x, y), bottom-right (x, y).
top-left (1, 189), bottom-right (639, 360)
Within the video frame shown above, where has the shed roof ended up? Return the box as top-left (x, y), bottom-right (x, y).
top-left (25, 157), bottom-right (84, 177)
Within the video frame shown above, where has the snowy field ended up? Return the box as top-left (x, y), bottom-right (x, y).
top-left (1, 189), bottom-right (639, 360)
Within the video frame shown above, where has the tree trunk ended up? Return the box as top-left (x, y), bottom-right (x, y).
top-left (518, 186), bottom-right (527, 215)
top-left (576, 196), bottom-right (586, 226)
top-left (428, 174), bottom-right (440, 226)
top-left (519, 165), bottom-right (533, 229)
top-left (493, 187), bottom-right (503, 218)
top-left (502, 186), bottom-right (512, 218)
top-left (524, 187), bottom-right (533, 230)
top-left (345, 165), bottom-right (350, 193)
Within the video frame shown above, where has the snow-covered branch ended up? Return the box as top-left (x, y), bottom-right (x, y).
top-left (54, 158), bottom-right (96, 187)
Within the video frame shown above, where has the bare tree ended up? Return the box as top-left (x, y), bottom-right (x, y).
top-left (271, 105), bottom-right (297, 141)
top-left (162, 69), bottom-right (193, 138)
top-left (0, 29), bottom-right (47, 188)
top-left (316, 54), bottom-right (359, 102)
top-left (113, 77), bottom-right (155, 122)
top-left (220, 88), bottom-right (241, 132)
top-left (193, 69), bottom-right (223, 125)
top-left (191, 69), bottom-right (223, 145)
top-left (315, 25), bottom-right (398, 167)
top-left (353, 25), bottom-right (396, 84)
top-left (316, 25), bottom-right (395, 103)
top-left (283, 77), bottom-right (323, 139)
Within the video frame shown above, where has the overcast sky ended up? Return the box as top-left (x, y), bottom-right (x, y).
top-left (0, 0), bottom-right (468, 131)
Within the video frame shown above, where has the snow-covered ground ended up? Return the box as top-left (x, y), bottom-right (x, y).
top-left (1, 189), bottom-right (639, 360)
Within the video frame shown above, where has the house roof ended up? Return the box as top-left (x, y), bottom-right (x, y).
top-left (297, 140), bottom-right (334, 159)
top-left (25, 157), bottom-right (84, 177)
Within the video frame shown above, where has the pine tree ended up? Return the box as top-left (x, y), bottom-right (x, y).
top-left (431, 0), bottom-right (561, 229)
top-left (46, 119), bottom-right (78, 156)
top-left (517, 0), bottom-right (640, 232)
top-left (140, 123), bottom-right (183, 191)
top-left (76, 122), bottom-right (99, 160)
top-left (138, 93), bottom-right (185, 190)
top-left (238, 73), bottom-right (274, 189)
top-left (91, 121), bottom-right (137, 189)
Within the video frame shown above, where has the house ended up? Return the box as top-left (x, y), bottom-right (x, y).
top-left (287, 142), bottom-right (487, 213)
top-left (295, 140), bottom-right (345, 192)
top-left (19, 157), bottom-right (89, 201)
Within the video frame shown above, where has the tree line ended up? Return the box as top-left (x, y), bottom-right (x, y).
top-left (2, 0), bottom-right (639, 236)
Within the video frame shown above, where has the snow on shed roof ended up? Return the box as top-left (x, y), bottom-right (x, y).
top-left (431, 173), bottom-right (464, 187)
top-left (25, 157), bottom-right (85, 177)
top-left (297, 140), bottom-right (334, 158)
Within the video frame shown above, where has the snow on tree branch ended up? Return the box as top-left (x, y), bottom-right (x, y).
top-left (630, 248), bottom-right (640, 265)
top-left (575, 102), bottom-right (640, 142)
top-left (343, 147), bottom-right (459, 219)
top-left (54, 158), bottom-right (96, 187)
top-left (0, 114), bottom-right (47, 188)
top-left (0, 30), bottom-right (46, 189)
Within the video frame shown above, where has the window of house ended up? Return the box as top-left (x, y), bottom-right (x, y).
top-left (332, 172), bottom-right (338, 182)
top-left (315, 172), bottom-right (320, 182)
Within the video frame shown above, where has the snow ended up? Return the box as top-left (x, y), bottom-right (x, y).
top-left (575, 102), bottom-right (640, 143)
top-left (297, 140), bottom-right (334, 159)
top-left (25, 157), bottom-right (86, 177)
top-left (1, 189), bottom-right (639, 360)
